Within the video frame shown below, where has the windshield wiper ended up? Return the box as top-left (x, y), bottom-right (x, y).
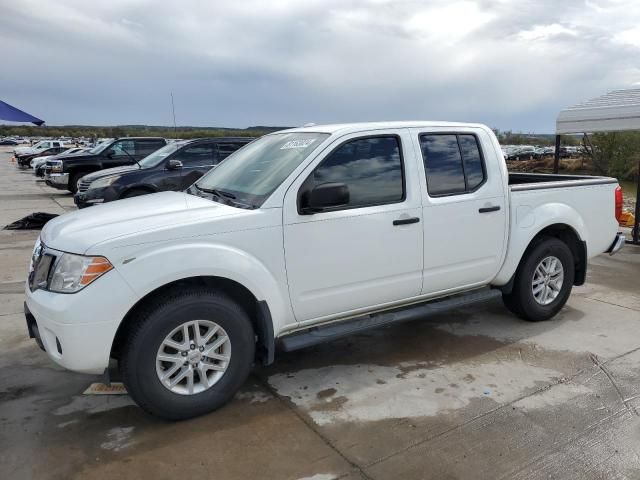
top-left (194, 185), bottom-right (257, 209)
top-left (195, 185), bottom-right (236, 198)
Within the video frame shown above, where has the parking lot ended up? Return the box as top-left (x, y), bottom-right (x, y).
top-left (1, 145), bottom-right (640, 480)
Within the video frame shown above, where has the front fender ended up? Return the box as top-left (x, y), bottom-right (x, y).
top-left (111, 241), bottom-right (292, 334)
top-left (493, 202), bottom-right (587, 285)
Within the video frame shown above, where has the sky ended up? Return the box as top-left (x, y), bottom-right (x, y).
top-left (1, 0), bottom-right (640, 132)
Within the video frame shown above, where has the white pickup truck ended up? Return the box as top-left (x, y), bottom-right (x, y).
top-left (24, 122), bottom-right (624, 419)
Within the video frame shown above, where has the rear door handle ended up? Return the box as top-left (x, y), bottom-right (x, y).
top-left (479, 206), bottom-right (500, 213)
top-left (393, 217), bottom-right (420, 226)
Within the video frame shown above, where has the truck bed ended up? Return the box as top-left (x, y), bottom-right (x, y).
top-left (508, 172), bottom-right (617, 191)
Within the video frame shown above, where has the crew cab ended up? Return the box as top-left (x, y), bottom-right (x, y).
top-left (73, 137), bottom-right (253, 208)
top-left (44, 137), bottom-right (167, 192)
top-left (24, 122), bottom-right (624, 420)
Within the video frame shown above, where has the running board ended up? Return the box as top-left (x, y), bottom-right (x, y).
top-left (278, 288), bottom-right (502, 352)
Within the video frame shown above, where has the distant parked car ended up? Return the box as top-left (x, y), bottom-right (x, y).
top-left (14, 140), bottom-right (64, 157)
top-left (45, 137), bottom-right (167, 192)
top-left (15, 146), bottom-right (68, 168)
top-left (74, 137), bottom-right (253, 208)
top-left (505, 146), bottom-right (536, 161)
top-left (0, 139), bottom-right (18, 146)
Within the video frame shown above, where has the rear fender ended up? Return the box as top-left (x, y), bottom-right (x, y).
top-left (494, 203), bottom-right (587, 285)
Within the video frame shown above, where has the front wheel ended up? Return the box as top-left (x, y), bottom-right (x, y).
top-left (120, 289), bottom-right (255, 420)
top-left (502, 236), bottom-right (575, 322)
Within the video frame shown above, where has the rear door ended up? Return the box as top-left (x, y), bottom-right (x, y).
top-left (411, 128), bottom-right (507, 295)
top-left (283, 130), bottom-right (424, 322)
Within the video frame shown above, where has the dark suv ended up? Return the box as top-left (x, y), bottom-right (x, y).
top-left (73, 137), bottom-right (253, 208)
top-left (45, 137), bottom-right (167, 193)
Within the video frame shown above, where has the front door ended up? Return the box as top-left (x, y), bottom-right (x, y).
top-left (175, 143), bottom-right (216, 190)
top-left (411, 128), bottom-right (507, 295)
top-left (283, 131), bottom-right (424, 323)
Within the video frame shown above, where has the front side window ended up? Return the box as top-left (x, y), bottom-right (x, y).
top-left (137, 140), bottom-right (165, 156)
top-left (306, 136), bottom-right (404, 209)
top-left (109, 140), bottom-right (135, 158)
top-left (420, 133), bottom-right (486, 196)
top-left (216, 143), bottom-right (247, 163)
top-left (178, 144), bottom-right (215, 166)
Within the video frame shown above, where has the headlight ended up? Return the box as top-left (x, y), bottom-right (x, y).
top-left (89, 176), bottom-right (117, 189)
top-left (51, 160), bottom-right (63, 173)
top-left (48, 253), bottom-right (113, 293)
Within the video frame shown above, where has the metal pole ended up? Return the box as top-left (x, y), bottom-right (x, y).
top-left (554, 134), bottom-right (561, 174)
top-left (170, 93), bottom-right (177, 136)
top-left (634, 158), bottom-right (640, 244)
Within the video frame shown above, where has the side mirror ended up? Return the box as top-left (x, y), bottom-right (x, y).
top-left (106, 150), bottom-right (115, 159)
top-left (167, 159), bottom-right (183, 170)
top-left (302, 182), bottom-right (349, 213)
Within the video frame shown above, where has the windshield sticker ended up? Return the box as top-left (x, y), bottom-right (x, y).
top-left (280, 139), bottom-right (317, 150)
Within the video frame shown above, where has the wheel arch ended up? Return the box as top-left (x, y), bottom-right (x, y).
top-left (110, 275), bottom-right (275, 365)
top-left (497, 222), bottom-right (587, 293)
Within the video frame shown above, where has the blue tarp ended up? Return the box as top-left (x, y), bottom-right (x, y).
top-left (0, 100), bottom-right (44, 126)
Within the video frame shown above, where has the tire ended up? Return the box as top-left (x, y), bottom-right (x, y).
top-left (121, 188), bottom-right (150, 199)
top-left (69, 172), bottom-right (83, 193)
top-left (502, 236), bottom-right (575, 322)
top-left (120, 288), bottom-right (255, 420)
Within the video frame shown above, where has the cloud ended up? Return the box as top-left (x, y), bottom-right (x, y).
top-left (1, 0), bottom-right (639, 132)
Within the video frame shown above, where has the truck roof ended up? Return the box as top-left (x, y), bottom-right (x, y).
top-left (280, 121), bottom-right (489, 135)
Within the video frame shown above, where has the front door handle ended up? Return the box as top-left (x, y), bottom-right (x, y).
top-left (479, 205), bottom-right (500, 213)
top-left (393, 217), bottom-right (420, 226)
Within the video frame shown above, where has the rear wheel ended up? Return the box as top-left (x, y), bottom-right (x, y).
top-left (120, 289), bottom-right (255, 420)
top-left (502, 236), bottom-right (575, 322)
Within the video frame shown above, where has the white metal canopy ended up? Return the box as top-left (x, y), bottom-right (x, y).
top-left (556, 88), bottom-right (640, 134)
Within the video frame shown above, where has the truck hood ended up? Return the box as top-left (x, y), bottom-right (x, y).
top-left (41, 192), bottom-right (246, 254)
top-left (82, 165), bottom-right (141, 183)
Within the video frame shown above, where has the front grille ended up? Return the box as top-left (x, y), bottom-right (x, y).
top-left (78, 179), bottom-right (91, 193)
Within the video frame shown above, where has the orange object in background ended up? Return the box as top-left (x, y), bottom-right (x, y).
top-left (619, 211), bottom-right (636, 228)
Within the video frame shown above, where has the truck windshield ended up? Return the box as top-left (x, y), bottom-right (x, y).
top-left (138, 142), bottom-right (183, 168)
top-left (190, 132), bottom-right (329, 208)
top-left (89, 142), bottom-right (112, 155)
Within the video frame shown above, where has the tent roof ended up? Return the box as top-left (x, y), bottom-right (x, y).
top-left (556, 88), bottom-right (640, 134)
top-left (0, 100), bottom-right (44, 126)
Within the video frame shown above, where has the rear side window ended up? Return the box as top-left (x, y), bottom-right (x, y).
top-left (420, 133), bottom-right (486, 196)
top-left (309, 136), bottom-right (404, 209)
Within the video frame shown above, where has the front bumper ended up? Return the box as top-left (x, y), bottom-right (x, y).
top-left (45, 172), bottom-right (69, 189)
top-left (24, 267), bottom-right (139, 374)
top-left (606, 232), bottom-right (625, 255)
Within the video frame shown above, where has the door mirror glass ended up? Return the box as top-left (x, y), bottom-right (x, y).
top-left (304, 182), bottom-right (349, 213)
top-left (167, 159), bottom-right (183, 170)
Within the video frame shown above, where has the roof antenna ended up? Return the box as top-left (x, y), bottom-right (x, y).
top-left (303, 122), bottom-right (316, 127)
